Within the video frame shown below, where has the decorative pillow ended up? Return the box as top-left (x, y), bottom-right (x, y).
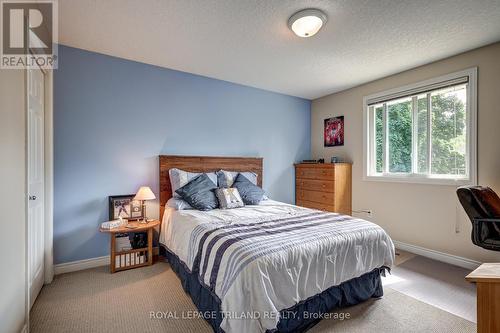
top-left (169, 168), bottom-right (217, 198)
top-left (232, 173), bottom-right (265, 205)
top-left (216, 170), bottom-right (258, 188)
top-left (215, 188), bottom-right (245, 209)
top-left (175, 174), bottom-right (218, 211)
top-left (166, 197), bottom-right (193, 210)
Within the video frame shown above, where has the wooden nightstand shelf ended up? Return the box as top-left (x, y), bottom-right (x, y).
top-left (99, 220), bottom-right (160, 273)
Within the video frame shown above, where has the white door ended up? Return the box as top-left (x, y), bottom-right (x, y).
top-left (28, 65), bottom-right (45, 308)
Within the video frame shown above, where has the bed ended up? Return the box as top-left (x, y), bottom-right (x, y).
top-left (158, 155), bottom-right (395, 333)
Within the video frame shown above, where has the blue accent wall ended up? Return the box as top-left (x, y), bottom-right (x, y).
top-left (54, 45), bottom-right (311, 264)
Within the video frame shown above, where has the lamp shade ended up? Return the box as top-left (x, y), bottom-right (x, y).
top-left (134, 186), bottom-right (156, 201)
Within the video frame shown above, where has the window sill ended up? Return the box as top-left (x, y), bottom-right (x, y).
top-left (363, 174), bottom-right (474, 186)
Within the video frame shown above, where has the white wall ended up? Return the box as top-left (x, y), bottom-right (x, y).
top-left (0, 69), bottom-right (27, 333)
top-left (312, 42), bottom-right (500, 263)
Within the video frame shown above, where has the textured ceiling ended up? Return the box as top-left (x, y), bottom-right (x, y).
top-left (59, 0), bottom-right (500, 99)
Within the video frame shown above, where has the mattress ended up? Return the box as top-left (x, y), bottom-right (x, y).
top-left (160, 200), bottom-right (395, 332)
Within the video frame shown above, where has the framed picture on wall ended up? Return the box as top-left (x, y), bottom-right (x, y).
top-left (324, 116), bottom-right (344, 147)
top-left (108, 195), bottom-right (143, 221)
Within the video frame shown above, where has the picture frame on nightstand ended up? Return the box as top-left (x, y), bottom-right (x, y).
top-left (108, 194), bottom-right (144, 221)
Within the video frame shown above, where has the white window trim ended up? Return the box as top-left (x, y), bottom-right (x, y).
top-left (363, 67), bottom-right (477, 186)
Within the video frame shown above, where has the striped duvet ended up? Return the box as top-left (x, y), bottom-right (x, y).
top-left (160, 200), bottom-right (395, 333)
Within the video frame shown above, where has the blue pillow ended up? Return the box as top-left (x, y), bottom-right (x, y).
top-left (232, 173), bottom-right (265, 205)
top-left (175, 174), bottom-right (218, 211)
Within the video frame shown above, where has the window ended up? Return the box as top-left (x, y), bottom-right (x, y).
top-left (363, 68), bottom-right (477, 185)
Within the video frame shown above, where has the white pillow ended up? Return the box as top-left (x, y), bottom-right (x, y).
top-left (166, 197), bottom-right (193, 210)
top-left (169, 168), bottom-right (217, 198)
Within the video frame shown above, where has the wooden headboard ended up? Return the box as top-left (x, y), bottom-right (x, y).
top-left (159, 155), bottom-right (263, 221)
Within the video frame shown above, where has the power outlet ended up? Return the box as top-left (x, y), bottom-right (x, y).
top-left (352, 209), bottom-right (372, 218)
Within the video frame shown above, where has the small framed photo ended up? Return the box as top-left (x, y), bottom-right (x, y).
top-left (324, 116), bottom-right (344, 147)
top-left (130, 200), bottom-right (143, 219)
top-left (109, 195), bottom-right (143, 221)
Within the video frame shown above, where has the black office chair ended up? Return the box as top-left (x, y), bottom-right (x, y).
top-left (457, 186), bottom-right (500, 251)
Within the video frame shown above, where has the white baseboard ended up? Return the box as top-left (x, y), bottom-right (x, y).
top-left (393, 240), bottom-right (481, 270)
top-left (54, 255), bottom-right (109, 275)
top-left (53, 247), bottom-right (160, 275)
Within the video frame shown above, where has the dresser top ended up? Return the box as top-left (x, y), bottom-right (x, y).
top-left (294, 162), bottom-right (351, 168)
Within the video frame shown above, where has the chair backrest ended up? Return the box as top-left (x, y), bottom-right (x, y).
top-left (457, 186), bottom-right (500, 222)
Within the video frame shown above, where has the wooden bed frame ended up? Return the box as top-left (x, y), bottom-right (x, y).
top-left (158, 155), bottom-right (263, 221)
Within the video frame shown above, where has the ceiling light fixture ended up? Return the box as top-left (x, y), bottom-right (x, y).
top-left (288, 8), bottom-right (327, 38)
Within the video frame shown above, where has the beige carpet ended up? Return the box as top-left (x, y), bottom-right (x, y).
top-left (30, 261), bottom-right (476, 333)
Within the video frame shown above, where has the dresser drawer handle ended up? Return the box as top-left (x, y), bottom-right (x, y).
top-left (322, 184), bottom-right (326, 188)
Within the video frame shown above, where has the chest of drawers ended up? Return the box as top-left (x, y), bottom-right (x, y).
top-left (294, 163), bottom-right (352, 215)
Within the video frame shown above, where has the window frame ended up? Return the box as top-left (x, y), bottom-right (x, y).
top-left (363, 68), bottom-right (477, 186)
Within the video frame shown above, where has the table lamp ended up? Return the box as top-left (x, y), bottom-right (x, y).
top-left (134, 186), bottom-right (156, 223)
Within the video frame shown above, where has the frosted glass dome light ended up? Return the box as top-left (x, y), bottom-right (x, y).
top-left (288, 9), bottom-right (327, 38)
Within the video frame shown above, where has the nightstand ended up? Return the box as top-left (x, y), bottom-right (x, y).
top-left (99, 220), bottom-right (160, 273)
top-left (466, 263), bottom-right (500, 333)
